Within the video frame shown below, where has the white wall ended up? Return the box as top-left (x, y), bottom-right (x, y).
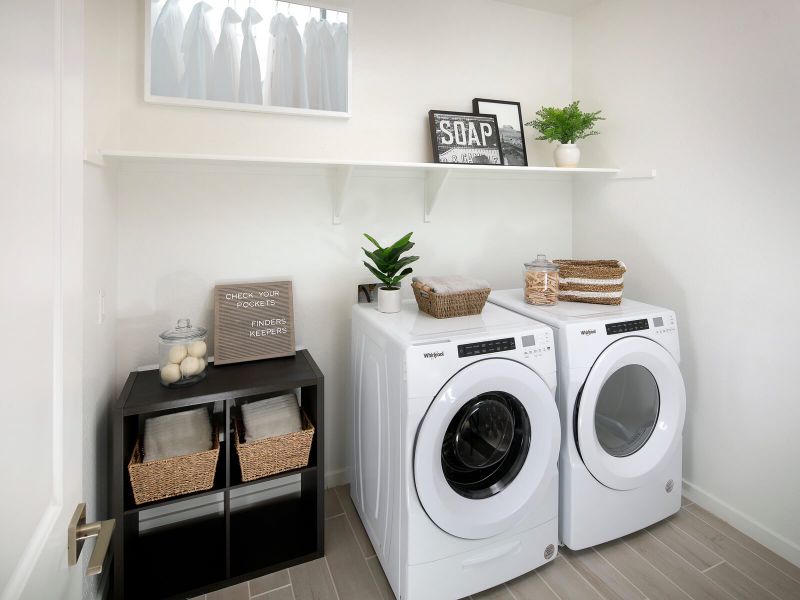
top-left (83, 1), bottom-right (120, 598)
top-left (573, 0), bottom-right (800, 563)
top-left (81, 164), bottom-right (118, 600)
top-left (115, 165), bottom-right (573, 482)
top-left (107, 0), bottom-right (575, 484)
top-left (115, 0), bottom-right (572, 163)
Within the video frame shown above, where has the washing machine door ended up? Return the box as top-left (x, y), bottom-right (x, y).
top-left (414, 358), bottom-right (560, 540)
top-left (576, 336), bottom-right (685, 491)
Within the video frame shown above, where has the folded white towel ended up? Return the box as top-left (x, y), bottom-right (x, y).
top-left (412, 275), bottom-right (490, 294)
top-left (242, 393), bottom-right (303, 442)
top-left (144, 408), bottom-right (213, 462)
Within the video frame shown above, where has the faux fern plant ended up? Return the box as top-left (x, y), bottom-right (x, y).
top-left (362, 232), bottom-right (420, 290)
top-left (525, 101), bottom-right (604, 144)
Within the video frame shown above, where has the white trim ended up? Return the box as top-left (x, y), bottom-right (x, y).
top-left (559, 276), bottom-right (625, 286)
top-left (325, 467), bottom-right (350, 488)
top-left (682, 479), bottom-right (800, 567)
top-left (560, 290), bottom-right (623, 298)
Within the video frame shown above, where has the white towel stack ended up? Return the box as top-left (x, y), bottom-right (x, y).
top-left (144, 408), bottom-right (212, 462)
top-left (411, 275), bottom-right (491, 294)
top-left (242, 393), bottom-right (302, 443)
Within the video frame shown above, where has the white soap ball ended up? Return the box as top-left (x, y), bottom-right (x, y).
top-left (180, 356), bottom-right (201, 377)
top-left (168, 344), bottom-right (188, 364)
top-left (188, 340), bottom-right (207, 358)
top-left (160, 363), bottom-right (181, 384)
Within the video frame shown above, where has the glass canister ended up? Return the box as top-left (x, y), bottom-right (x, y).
top-left (524, 255), bottom-right (560, 305)
top-left (158, 318), bottom-right (208, 387)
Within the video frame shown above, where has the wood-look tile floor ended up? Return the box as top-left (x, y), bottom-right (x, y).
top-left (195, 487), bottom-right (800, 600)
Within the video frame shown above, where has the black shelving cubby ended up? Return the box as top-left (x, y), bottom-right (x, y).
top-left (112, 351), bottom-right (325, 600)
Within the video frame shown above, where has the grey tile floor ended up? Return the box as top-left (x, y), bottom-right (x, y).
top-left (194, 487), bottom-right (800, 600)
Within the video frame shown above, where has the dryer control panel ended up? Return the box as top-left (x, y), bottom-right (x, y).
top-left (457, 337), bottom-right (516, 358)
top-left (606, 318), bottom-right (649, 335)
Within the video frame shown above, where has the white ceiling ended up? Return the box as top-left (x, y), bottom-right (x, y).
top-left (492, 0), bottom-right (600, 17)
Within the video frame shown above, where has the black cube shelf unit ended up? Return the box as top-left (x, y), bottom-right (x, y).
top-left (112, 350), bottom-right (324, 600)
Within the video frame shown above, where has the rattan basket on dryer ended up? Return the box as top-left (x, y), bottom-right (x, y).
top-left (554, 260), bottom-right (627, 305)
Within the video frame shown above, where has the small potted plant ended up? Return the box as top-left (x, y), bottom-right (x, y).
top-left (526, 101), bottom-right (604, 168)
top-left (362, 232), bottom-right (420, 313)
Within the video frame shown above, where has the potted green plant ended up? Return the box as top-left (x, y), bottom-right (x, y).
top-left (362, 232), bottom-right (420, 313)
top-left (525, 101), bottom-right (604, 167)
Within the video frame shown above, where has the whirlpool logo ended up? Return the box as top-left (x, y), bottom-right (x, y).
top-left (581, 329), bottom-right (597, 336)
top-left (423, 351), bottom-right (445, 359)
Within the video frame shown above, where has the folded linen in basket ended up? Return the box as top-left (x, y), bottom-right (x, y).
top-left (143, 407), bottom-right (212, 462)
top-left (411, 275), bottom-right (490, 294)
top-left (242, 393), bottom-right (303, 442)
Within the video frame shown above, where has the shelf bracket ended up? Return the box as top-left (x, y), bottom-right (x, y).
top-left (614, 168), bottom-right (658, 180)
top-left (424, 169), bottom-right (451, 223)
top-left (330, 165), bottom-right (354, 225)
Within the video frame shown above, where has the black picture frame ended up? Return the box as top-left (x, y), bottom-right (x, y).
top-left (472, 98), bottom-right (528, 166)
top-left (428, 110), bottom-right (505, 165)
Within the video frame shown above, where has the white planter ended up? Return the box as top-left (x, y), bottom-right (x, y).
top-left (378, 287), bottom-right (401, 313)
top-left (554, 143), bottom-right (581, 168)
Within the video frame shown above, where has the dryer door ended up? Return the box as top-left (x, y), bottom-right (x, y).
top-left (414, 358), bottom-right (560, 540)
top-left (576, 336), bottom-right (685, 491)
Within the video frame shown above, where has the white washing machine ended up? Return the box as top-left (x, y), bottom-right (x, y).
top-left (488, 291), bottom-right (686, 550)
top-left (350, 300), bottom-right (560, 600)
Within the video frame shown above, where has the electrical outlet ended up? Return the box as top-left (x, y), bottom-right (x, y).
top-left (357, 283), bottom-right (379, 303)
top-left (97, 289), bottom-right (106, 324)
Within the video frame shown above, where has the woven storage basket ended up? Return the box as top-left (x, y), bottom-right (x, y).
top-left (128, 424), bottom-right (219, 505)
top-left (412, 281), bottom-right (490, 319)
top-left (234, 411), bottom-right (314, 482)
top-left (554, 260), bottom-right (627, 305)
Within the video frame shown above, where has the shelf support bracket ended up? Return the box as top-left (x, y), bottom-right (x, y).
top-left (424, 169), bottom-right (450, 223)
top-left (331, 165), bottom-right (354, 225)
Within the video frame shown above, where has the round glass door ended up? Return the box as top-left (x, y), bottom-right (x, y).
top-left (594, 365), bottom-right (660, 458)
top-left (575, 337), bottom-right (685, 491)
top-left (413, 358), bottom-right (560, 539)
top-left (441, 392), bottom-right (531, 499)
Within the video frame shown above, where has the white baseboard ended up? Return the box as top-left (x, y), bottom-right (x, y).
top-left (325, 467), bottom-right (350, 489)
top-left (682, 478), bottom-right (800, 567)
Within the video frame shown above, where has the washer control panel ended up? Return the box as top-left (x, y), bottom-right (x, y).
top-left (458, 337), bottom-right (515, 358)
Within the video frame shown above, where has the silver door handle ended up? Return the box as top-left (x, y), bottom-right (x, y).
top-left (67, 503), bottom-right (116, 576)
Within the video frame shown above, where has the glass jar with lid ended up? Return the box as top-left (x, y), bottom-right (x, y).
top-left (524, 254), bottom-right (560, 305)
top-left (158, 318), bottom-right (208, 387)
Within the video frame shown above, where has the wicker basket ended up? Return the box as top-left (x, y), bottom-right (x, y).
top-left (128, 425), bottom-right (220, 505)
top-left (412, 281), bottom-right (490, 319)
top-left (233, 411), bottom-right (315, 482)
top-left (554, 260), bottom-right (627, 305)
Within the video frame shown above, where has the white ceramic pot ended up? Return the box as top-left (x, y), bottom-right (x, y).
top-left (554, 143), bottom-right (581, 168)
top-left (378, 287), bottom-right (401, 313)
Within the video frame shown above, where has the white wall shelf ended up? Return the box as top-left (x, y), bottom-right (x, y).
top-left (101, 150), bottom-right (652, 223)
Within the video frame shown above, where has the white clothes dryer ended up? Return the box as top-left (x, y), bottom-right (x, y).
top-left (350, 301), bottom-right (560, 600)
top-left (488, 292), bottom-right (686, 550)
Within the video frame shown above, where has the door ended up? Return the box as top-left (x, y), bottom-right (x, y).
top-left (0, 0), bottom-right (85, 598)
top-left (414, 359), bottom-right (560, 540)
top-left (575, 337), bottom-right (686, 491)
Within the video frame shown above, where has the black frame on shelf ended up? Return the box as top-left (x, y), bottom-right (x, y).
top-left (472, 98), bottom-right (529, 167)
top-left (112, 350), bottom-right (325, 600)
top-left (428, 109), bottom-right (505, 166)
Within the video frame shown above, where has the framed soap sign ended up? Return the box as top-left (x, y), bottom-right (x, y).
top-left (213, 281), bottom-right (295, 365)
top-left (428, 110), bottom-right (504, 165)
